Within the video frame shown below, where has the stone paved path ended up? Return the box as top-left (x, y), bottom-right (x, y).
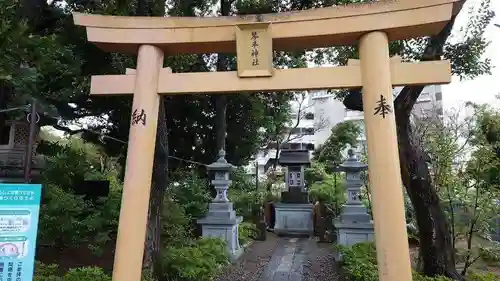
top-left (216, 235), bottom-right (341, 281)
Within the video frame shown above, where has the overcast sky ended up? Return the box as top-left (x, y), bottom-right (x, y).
top-left (442, 0), bottom-right (500, 110)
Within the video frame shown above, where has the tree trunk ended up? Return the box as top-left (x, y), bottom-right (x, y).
top-left (215, 93), bottom-right (227, 152)
top-left (395, 86), bottom-right (463, 280)
top-left (0, 82), bottom-right (12, 146)
top-left (214, 0), bottom-right (231, 155)
top-left (389, 13), bottom-right (465, 279)
top-left (143, 99), bottom-right (168, 280)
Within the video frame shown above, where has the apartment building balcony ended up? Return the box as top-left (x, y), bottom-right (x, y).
top-left (344, 110), bottom-right (364, 121)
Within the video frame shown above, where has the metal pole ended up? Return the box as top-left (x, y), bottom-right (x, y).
top-left (23, 99), bottom-right (37, 183)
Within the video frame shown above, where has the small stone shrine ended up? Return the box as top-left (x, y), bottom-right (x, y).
top-left (334, 149), bottom-right (374, 260)
top-left (197, 150), bottom-right (243, 261)
top-left (0, 119), bottom-right (44, 182)
top-left (274, 149), bottom-right (313, 236)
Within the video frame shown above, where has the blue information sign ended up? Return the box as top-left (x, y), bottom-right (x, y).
top-left (0, 184), bottom-right (42, 281)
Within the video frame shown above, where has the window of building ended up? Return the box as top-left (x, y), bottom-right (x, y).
top-left (305, 112), bottom-right (314, 120)
top-left (280, 143), bottom-right (291, 150)
top-left (303, 128), bottom-right (314, 135)
top-left (435, 92), bottom-right (442, 101)
top-left (437, 107), bottom-right (443, 116)
top-left (290, 143), bottom-right (301, 150)
top-left (306, 143), bottom-right (315, 150)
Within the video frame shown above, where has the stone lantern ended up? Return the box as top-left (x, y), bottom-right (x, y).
top-left (273, 149), bottom-right (313, 236)
top-left (0, 119), bottom-right (44, 182)
top-left (334, 149), bottom-right (374, 259)
top-left (197, 150), bottom-right (243, 261)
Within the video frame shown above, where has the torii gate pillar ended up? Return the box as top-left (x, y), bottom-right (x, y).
top-left (113, 45), bottom-right (164, 281)
top-left (359, 31), bottom-right (412, 281)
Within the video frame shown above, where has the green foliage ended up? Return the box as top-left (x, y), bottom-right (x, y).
top-left (230, 189), bottom-right (265, 221)
top-left (38, 139), bottom-right (121, 253)
top-left (161, 238), bottom-right (229, 281)
top-left (239, 222), bottom-right (259, 245)
top-left (466, 272), bottom-right (500, 281)
top-left (416, 105), bottom-right (500, 273)
top-left (338, 243), bottom-right (454, 281)
top-left (63, 267), bottom-right (111, 281)
top-left (0, 0), bottom-right (81, 110)
top-left (313, 121), bottom-right (361, 165)
top-left (478, 243), bottom-right (500, 264)
top-left (34, 262), bottom-right (61, 281)
top-left (41, 138), bottom-right (119, 190)
top-left (305, 162), bottom-right (345, 216)
top-left (169, 170), bottom-right (211, 220)
top-left (34, 263), bottom-right (154, 281)
top-left (338, 243), bottom-right (379, 281)
top-left (161, 196), bottom-right (192, 246)
top-left (231, 167), bottom-right (256, 190)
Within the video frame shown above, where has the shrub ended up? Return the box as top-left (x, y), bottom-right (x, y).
top-left (338, 243), bottom-right (378, 281)
top-left (478, 242), bottom-right (500, 264)
top-left (338, 242), bottom-right (454, 281)
top-left (239, 222), bottom-right (259, 245)
top-left (161, 238), bottom-right (229, 281)
top-left (467, 272), bottom-right (500, 281)
top-left (306, 163), bottom-right (345, 216)
top-left (34, 262), bottom-right (62, 281)
top-left (161, 196), bottom-right (192, 246)
top-left (231, 167), bottom-right (257, 191)
top-left (230, 189), bottom-right (265, 221)
top-left (37, 182), bottom-right (121, 254)
top-left (169, 170), bottom-right (211, 220)
top-left (38, 138), bottom-right (122, 254)
top-left (63, 267), bottom-right (111, 281)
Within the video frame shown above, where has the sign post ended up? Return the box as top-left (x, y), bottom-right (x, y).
top-left (0, 184), bottom-right (42, 281)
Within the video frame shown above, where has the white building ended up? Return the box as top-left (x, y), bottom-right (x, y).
top-left (246, 85), bottom-right (443, 177)
top-left (312, 85), bottom-right (443, 154)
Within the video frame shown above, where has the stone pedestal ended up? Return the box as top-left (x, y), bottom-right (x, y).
top-left (335, 221), bottom-right (375, 246)
top-left (334, 150), bottom-right (374, 260)
top-left (197, 150), bottom-right (243, 261)
top-left (274, 203), bottom-right (313, 236)
top-left (197, 210), bottom-right (243, 261)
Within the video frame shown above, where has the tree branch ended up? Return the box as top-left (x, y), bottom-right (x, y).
top-left (395, 14), bottom-right (458, 117)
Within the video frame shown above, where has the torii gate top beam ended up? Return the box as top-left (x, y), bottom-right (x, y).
top-left (73, 0), bottom-right (464, 55)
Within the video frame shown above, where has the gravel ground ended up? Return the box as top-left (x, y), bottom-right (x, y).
top-left (302, 239), bottom-right (343, 281)
top-left (216, 235), bottom-right (343, 281)
top-left (215, 233), bottom-right (281, 281)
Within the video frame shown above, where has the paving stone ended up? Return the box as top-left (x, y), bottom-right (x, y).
top-left (216, 235), bottom-right (341, 281)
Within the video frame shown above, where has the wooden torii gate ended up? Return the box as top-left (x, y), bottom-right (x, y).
top-left (73, 1), bottom-right (464, 281)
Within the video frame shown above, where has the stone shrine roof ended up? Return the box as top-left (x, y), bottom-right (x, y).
top-left (278, 150), bottom-right (311, 166)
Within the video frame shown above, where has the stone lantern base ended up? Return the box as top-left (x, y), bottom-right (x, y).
top-left (197, 202), bottom-right (244, 262)
top-left (274, 203), bottom-right (313, 236)
top-left (334, 220), bottom-right (375, 261)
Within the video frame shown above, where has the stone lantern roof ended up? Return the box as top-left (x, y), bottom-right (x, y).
top-left (206, 150), bottom-right (235, 172)
top-left (338, 149), bottom-right (367, 173)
